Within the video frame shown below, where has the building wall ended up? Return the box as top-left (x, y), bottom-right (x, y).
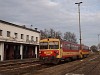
top-left (0, 22), bottom-right (40, 45)
top-left (0, 20), bottom-right (40, 61)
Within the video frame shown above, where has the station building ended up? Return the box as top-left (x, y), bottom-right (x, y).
top-left (0, 20), bottom-right (40, 61)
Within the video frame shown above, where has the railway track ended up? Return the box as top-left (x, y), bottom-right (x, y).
top-left (0, 58), bottom-right (38, 66)
top-left (0, 58), bottom-right (55, 75)
top-left (67, 55), bottom-right (100, 75)
top-left (0, 59), bottom-right (41, 75)
top-left (29, 54), bottom-right (100, 75)
top-left (64, 54), bottom-right (100, 75)
top-left (0, 54), bottom-right (99, 75)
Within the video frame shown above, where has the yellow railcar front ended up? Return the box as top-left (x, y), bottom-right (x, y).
top-left (39, 38), bottom-right (61, 64)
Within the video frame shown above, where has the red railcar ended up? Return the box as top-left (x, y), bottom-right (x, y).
top-left (39, 38), bottom-right (89, 64)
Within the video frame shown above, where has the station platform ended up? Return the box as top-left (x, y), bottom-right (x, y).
top-left (0, 58), bottom-right (39, 66)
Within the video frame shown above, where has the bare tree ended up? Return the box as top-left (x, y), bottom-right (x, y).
top-left (40, 28), bottom-right (62, 39)
top-left (55, 31), bottom-right (62, 39)
top-left (40, 30), bottom-right (45, 39)
top-left (49, 28), bottom-right (55, 38)
top-left (40, 29), bottom-right (49, 39)
top-left (40, 29), bottom-right (77, 43)
top-left (90, 45), bottom-right (98, 52)
top-left (63, 32), bottom-right (77, 43)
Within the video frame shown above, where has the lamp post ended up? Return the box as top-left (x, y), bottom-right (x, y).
top-left (75, 2), bottom-right (83, 50)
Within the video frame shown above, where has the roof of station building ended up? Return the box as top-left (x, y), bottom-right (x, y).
top-left (0, 20), bottom-right (40, 33)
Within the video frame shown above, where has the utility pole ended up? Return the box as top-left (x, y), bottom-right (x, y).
top-left (75, 2), bottom-right (83, 50)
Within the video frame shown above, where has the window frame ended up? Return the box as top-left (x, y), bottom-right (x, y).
top-left (0, 30), bottom-right (2, 36)
top-left (26, 35), bottom-right (29, 40)
top-left (7, 31), bottom-right (10, 37)
top-left (14, 33), bottom-right (18, 38)
top-left (21, 34), bottom-right (24, 39)
top-left (31, 36), bottom-right (34, 41)
top-left (36, 37), bottom-right (38, 42)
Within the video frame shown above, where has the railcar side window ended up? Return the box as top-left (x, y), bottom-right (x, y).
top-left (83, 46), bottom-right (89, 50)
top-left (67, 44), bottom-right (70, 50)
top-left (63, 43), bottom-right (70, 50)
top-left (75, 46), bottom-right (79, 50)
top-left (71, 45), bottom-right (78, 50)
top-left (40, 42), bottom-right (48, 49)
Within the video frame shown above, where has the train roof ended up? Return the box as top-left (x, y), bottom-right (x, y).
top-left (40, 38), bottom-right (60, 42)
top-left (61, 40), bottom-right (77, 43)
top-left (61, 40), bottom-right (89, 47)
top-left (40, 38), bottom-right (89, 47)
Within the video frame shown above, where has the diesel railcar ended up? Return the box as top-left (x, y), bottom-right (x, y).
top-left (39, 38), bottom-right (89, 64)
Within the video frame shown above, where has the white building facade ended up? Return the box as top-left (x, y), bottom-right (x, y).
top-left (0, 20), bottom-right (40, 61)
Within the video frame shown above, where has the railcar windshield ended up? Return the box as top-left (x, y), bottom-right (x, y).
top-left (40, 42), bottom-right (48, 49)
top-left (40, 41), bottom-right (59, 49)
top-left (49, 41), bottom-right (59, 49)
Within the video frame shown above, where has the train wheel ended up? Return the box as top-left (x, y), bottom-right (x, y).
top-left (53, 59), bottom-right (60, 64)
top-left (84, 54), bottom-right (88, 58)
top-left (83, 55), bottom-right (86, 58)
top-left (65, 57), bottom-right (72, 62)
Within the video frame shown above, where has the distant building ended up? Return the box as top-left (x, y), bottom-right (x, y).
top-left (0, 20), bottom-right (40, 61)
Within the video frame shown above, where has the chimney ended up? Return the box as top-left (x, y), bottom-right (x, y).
top-left (22, 25), bottom-right (26, 28)
top-left (30, 25), bottom-right (33, 29)
top-left (35, 28), bottom-right (37, 31)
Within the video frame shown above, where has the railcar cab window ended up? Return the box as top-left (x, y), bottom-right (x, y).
top-left (49, 41), bottom-right (59, 49)
top-left (40, 42), bottom-right (48, 49)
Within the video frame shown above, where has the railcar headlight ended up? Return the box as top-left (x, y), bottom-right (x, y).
top-left (54, 51), bottom-right (59, 55)
top-left (39, 51), bottom-right (41, 54)
top-left (56, 51), bottom-right (59, 54)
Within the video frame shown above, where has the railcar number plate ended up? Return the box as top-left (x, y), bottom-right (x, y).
top-left (44, 51), bottom-right (52, 55)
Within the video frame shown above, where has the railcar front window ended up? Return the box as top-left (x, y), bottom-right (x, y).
top-left (40, 42), bottom-right (48, 49)
top-left (49, 41), bottom-right (59, 49)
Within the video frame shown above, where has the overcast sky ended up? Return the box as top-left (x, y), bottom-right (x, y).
top-left (0, 0), bottom-right (100, 46)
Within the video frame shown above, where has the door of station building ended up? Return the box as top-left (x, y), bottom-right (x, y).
top-left (14, 45), bottom-right (20, 59)
top-left (23, 45), bottom-right (29, 58)
top-left (4, 43), bottom-right (14, 60)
